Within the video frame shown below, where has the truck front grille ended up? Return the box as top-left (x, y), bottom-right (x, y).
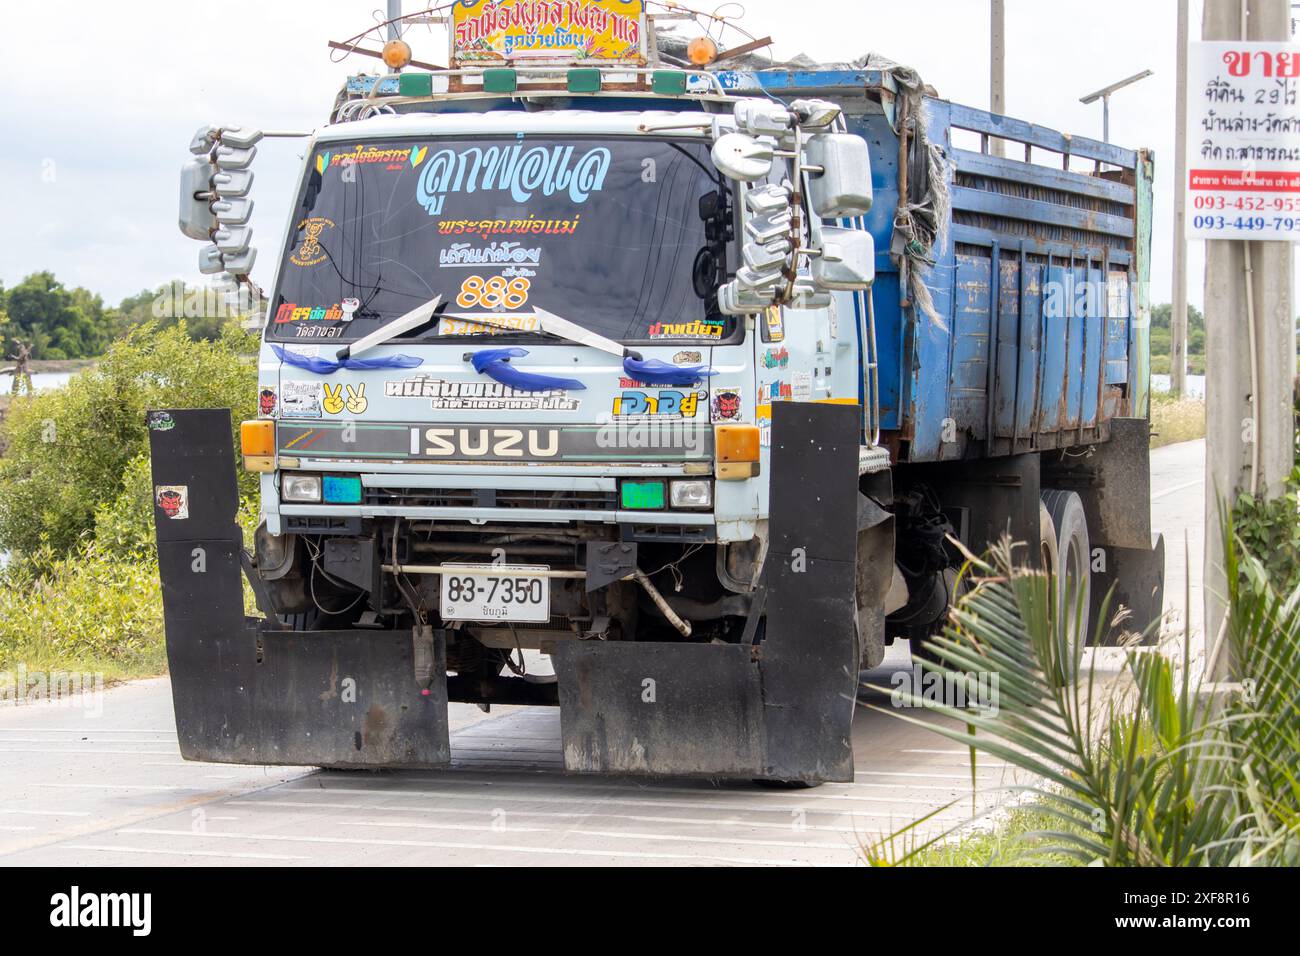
top-left (364, 486), bottom-right (618, 512)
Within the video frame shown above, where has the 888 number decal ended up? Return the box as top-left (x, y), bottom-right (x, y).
top-left (456, 275), bottom-right (531, 310)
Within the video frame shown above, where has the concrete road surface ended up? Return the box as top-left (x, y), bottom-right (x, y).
top-left (0, 441), bottom-right (1204, 867)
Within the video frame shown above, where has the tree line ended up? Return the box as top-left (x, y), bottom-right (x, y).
top-left (0, 272), bottom-right (233, 360)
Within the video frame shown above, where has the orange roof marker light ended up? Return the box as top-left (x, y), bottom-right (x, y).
top-left (687, 36), bottom-right (718, 66)
top-left (382, 39), bottom-right (412, 70)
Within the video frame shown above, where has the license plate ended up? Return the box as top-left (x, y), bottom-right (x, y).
top-left (439, 564), bottom-right (551, 624)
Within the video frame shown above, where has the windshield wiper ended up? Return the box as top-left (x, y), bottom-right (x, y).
top-left (336, 295), bottom-right (443, 362)
top-left (452, 308), bottom-right (715, 387)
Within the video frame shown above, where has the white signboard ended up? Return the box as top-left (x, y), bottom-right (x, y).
top-left (1187, 41), bottom-right (1300, 241)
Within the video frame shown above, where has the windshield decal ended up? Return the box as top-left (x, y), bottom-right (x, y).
top-left (455, 275), bottom-right (531, 310)
top-left (290, 218), bottom-right (335, 267)
top-left (317, 144), bottom-right (425, 175)
top-left (648, 319), bottom-right (725, 339)
top-left (439, 313), bottom-right (538, 335)
top-left (416, 145), bottom-right (610, 216)
top-left (439, 241), bottom-right (542, 268)
top-left (436, 215), bottom-right (582, 239)
top-left (274, 301), bottom-right (348, 338)
top-left (273, 137), bottom-right (730, 345)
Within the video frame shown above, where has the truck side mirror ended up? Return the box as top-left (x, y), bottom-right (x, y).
top-left (711, 133), bottom-right (774, 182)
top-left (179, 158), bottom-right (216, 240)
top-left (805, 133), bottom-right (873, 219)
top-left (812, 227), bottom-right (875, 291)
top-left (179, 126), bottom-right (262, 284)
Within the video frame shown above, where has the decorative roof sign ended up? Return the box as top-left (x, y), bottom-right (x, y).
top-left (1187, 41), bottom-right (1300, 241)
top-left (451, 0), bottom-right (645, 65)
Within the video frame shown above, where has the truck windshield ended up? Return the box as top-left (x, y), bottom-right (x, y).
top-left (269, 135), bottom-right (735, 345)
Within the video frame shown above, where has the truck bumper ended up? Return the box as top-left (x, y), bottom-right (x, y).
top-left (148, 405), bottom-right (861, 781)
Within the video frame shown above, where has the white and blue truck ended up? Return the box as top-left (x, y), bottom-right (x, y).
top-left (151, 6), bottom-right (1163, 783)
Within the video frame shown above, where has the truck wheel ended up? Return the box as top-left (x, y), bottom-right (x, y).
top-left (1039, 501), bottom-right (1057, 574)
top-left (1041, 489), bottom-right (1091, 654)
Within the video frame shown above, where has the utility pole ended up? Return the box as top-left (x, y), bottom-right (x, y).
top-left (990, 0), bottom-right (1005, 157)
top-left (1203, 0), bottom-right (1297, 678)
top-left (1172, 0), bottom-right (1190, 397)
top-left (387, 0), bottom-right (401, 41)
top-left (387, 0), bottom-right (402, 72)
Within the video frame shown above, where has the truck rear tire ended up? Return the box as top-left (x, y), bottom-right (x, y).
top-left (1041, 489), bottom-right (1090, 653)
top-left (1039, 500), bottom-right (1057, 574)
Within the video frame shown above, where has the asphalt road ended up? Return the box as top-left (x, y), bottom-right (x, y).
top-left (0, 440), bottom-right (1205, 867)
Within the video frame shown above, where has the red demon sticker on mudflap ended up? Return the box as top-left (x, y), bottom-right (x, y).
top-left (155, 485), bottom-right (189, 520)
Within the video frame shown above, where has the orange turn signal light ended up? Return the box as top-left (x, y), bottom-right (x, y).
top-left (715, 424), bottom-right (759, 480)
top-left (241, 419), bottom-right (275, 472)
top-left (715, 424), bottom-right (760, 462)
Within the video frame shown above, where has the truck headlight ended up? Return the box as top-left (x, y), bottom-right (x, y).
top-left (281, 473), bottom-right (322, 502)
top-left (670, 479), bottom-right (713, 509)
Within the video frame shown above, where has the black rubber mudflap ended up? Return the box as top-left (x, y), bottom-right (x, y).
top-left (1090, 535), bottom-right (1167, 646)
top-left (556, 402), bottom-right (861, 782)
top-left (148, 408), bottom-right (451, 768)
top-left (1045, 417), bottom-right (1167, 645)
top-left (759, 402), bottom-right (861, 782)
top-left (557, 643), bottom-right (764, 776)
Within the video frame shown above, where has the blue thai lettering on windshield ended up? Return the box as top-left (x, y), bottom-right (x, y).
top-left (415, 144), bottom-right (611, 215)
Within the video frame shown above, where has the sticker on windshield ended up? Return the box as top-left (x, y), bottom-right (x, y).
top-left (415, 144), bottom-right (610, 216)
top-left (648, 319), bottom-right (726, 340)
top-left (439, 241), bottom-right (542, 270)
top-left (274, 302), bottom-right (348, 338)
top-left (281, 380), bottom-right (322, 419)
top-left (317, 144), bottom-right (425, 175)
top-left (455, 275), bottom-right (531, 310)
top-left (438, 313), bottom-right (539, 336)
top-left (436, 214), bottom-right (582, 240)
top-left (290, 217), bottom-right (335, 267)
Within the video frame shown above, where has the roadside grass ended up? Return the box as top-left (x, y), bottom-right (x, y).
top-left (1149, 390), bottom-right (1206, 448)
top-left (0, 541), bottom-right (167, 682)
top-left (875, 804), bottom-right (1084, 866)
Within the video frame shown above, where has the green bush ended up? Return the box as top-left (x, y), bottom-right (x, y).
top-left (0, 541), bottom-right (166, 676)
top-left (0, 321), bottom-right (258, 558)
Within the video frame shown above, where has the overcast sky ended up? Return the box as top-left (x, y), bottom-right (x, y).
top-left (0, 0), bottom-right (1218, 308)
